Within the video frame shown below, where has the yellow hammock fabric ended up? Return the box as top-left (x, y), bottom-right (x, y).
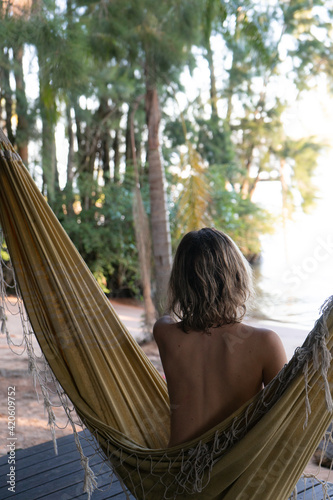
top-left (1, 126), bottom-right (333, 500)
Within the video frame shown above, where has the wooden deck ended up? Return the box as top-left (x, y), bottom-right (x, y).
top-left (1, 432), bottom-right (333, 499)
top-left (292, 479), bottom-right (333, 499)
top-left (0, 431), bottom-right (134, 499)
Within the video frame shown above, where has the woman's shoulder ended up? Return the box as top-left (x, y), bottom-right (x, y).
top-left (153, 315), bottom-right (181, 342)
top-left (153, 314), bottom-right (174, 333)
top-left (244, 324), bottom-right (282, 343)
top-left (241, 323), bottom-right (287, 362)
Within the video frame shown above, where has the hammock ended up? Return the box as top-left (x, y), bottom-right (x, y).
top-left (1, 126), bottom-right (333, 500)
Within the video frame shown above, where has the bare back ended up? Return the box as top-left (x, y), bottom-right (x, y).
top-left (154, 317), bottom-right (287, 447)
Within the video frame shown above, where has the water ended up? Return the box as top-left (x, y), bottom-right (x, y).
top-left (249, 132), bottom-right (333, 329)
top-left (252, 215), bottom-right (333, 330)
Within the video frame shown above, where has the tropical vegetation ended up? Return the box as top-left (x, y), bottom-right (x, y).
top-left (1, 0), bottom-right (332, 331)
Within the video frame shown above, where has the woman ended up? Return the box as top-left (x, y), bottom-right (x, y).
top-left (153, 228), bottom-right (287, 447)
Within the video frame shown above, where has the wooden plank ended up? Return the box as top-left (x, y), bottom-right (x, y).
top-left (4, 445), bottom-right (101, 482)
top-left (292, 477), bottom-right (333, 499)
top-left (0, 432), bottom-right (134, 500)
top-left (0, 440), bottom-right (91, 476)
top-left (1, 453), bottom-right (104, 499)
top-left (2, 433), bottom-right (333, 500)
top-left (2, 461), bottom-right (120, 500)
top-left (38, 473), bottom-right (128, 500)
top-left (0, 430), bottom-right (97, 466)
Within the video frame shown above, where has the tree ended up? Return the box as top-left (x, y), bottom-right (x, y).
top-left (0, 0), bottom-right (32, 162)
top-left (2, 0), bottom-right (332, 316)
top-left (213, 0), bottom-right (330, 209)
top-left (162, 0), bottom-right (332, 262)
top-left (130, 95), bottom-right (156, 334)
top-left (77, 0), bottom-right (204, 312)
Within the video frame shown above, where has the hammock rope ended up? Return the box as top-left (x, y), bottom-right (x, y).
top-left (1, 127), bottom-right (333, 499)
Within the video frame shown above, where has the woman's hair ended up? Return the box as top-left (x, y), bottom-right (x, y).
top-left (167, 228), bottom-right (253, 332)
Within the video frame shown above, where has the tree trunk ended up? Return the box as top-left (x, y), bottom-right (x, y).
top-left (37, 31), bottom-right (59, 206)
top-left (39, 68), bottom-right (58, 205)
top-left (145, 86), bottom-right (172, 313)
top-left (248, 167), bottom-right (262, 200)
top-left (133, 187), bottom-right (157, 336)
top-left (101, 129), bottom-right (111, 183)
top-left (2, 49), bottom-right (14, 145)
top-left (41, 116), bottom-right (57, 205)
top-left (240, 147), bottom-right (254, 198)
top-left (206, 40), bottom-right (218, 118)
top-left (74, 106), bottom-right (97, 211)
top-left (13, 45), bottom-right (29, 164)
top-left (113, 128), bottom-right (120, 183)
top-left (130, 95), bottom-right (156, 336)
top-left (65, 103), bottom-right (75, 214)
top-left (125, 106), bottom-right (134, 181)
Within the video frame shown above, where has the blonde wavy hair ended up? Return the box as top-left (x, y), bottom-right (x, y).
top-left (167, 228), bottom-right (253, 332)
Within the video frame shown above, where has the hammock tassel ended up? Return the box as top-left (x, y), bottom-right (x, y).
top-left (0, 305), bottom-right (6, 334)
top-left (313, 300), bottom-right (333, 412)
top-left (73, 432), bottom-right (98, 500)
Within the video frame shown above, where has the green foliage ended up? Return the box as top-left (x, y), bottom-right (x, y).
top-left (171, 142), bottom-right (212, 238)
top-left (79, 0), bottom-right (204, 88)
top-left (61, 183), bottom-right (141, 298)
top-left (197, 117), bottom-right (235, 175)
top-left (281, 1), bottom-right (333, 90)
top-left (1, 0), bottom-right (332, 293)
top-left (1, 242), bottom-right (10, 262)
top-left (286, 137), bottom-right (323, 212)
top-left (206, 165), bottom-right (274, 260)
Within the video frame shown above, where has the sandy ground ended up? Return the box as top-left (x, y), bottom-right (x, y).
top-left (0, 296), bottom-right (332, 483)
